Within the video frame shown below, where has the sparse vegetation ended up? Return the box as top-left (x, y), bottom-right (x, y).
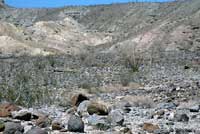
top-left (120, 72), bottom-right (132, 87)
top-left (78, 82), bottom-right (92, 90)
top-left (124, 95), bottom-right (155, 108)
top-left (120, 43), bottom-right (144, 73)
top-left (0, 69), bottom-right (53, 107)
top-left (0, 56), bottom-right (64, 107)
top-left (0, 1), bottom-right (200, 134)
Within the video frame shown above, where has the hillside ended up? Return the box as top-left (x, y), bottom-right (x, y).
top-left (0, 0), bottom-right (199, 56)
top-left (78, 0), bottom-right (200, 53)
top-left (0, 1), bottom-right (200, 134)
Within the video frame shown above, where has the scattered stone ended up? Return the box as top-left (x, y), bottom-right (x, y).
top-left (142, 123), bottom-right (160, 133)
top-left (23, 124), bottom-right (33, 134)
top-left (175, 128), bottom-right (193, 134)
top-left (87, 114), bottom-right (106, 125)
top-left (87, 114), bottom-right (110, 130)
top-left (190, 105), bottom-right (200, 112)
top-left (25, 128), bottom-right (48, 134)
top-left (87, 102), bottom-right (109, 115)
top-left (77, 100), bottom-right (91, 117)
top-left (51, 121), bottom-right (64, 130)
top-left (95, 123), bottom-right (111, 131)
top-left (68, 115), bottom-right (84, 133)
top-left (123, 103), bottom-right (132, 113)
top-left (165, 111), bottom-right (175, 121)
top-left (59, 128), bottom-right (68, 132)
top-left (12, 110), bottom-right (32, 121)
top-left (195, 130), bottom-right (200, 134)
top-left (36, 116), bottom-right (51, 128)
top-left (184, 65), bottom-right (190, 69)
top-left (108, 109), bottom-right (124, 126)
top-left (154, 129), bottom-right (170, 134)
top-left (158, 103), bottom-right (177, 110)
top-left (175, 113), bottom-right (189, 122)
top-left (0, 103), bottom-right (21, 117)
top-left (71, 93), bottom-right (89, 107)
top-left (123, 107), bottom-right (131, 114)
top-left (120, 127), bottom-right (132, 134)
top-left (31, 112), bottom-right (43, 120)
top-left (166, 121), bottom-right (174, 126)
top-left (153, 110), bottom-right (165, 119)
top-left (66, 107), bottom-right (77, 114)
top-left (3, 122), bottom-right (24, 134)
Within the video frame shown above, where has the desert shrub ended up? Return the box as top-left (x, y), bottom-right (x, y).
top-left (78, 81), bottom-right (92, 89)
top-left (119, 71), bottom-right (133, 87)
top-left (78, 50), bottom-right (89, 62)
top-left (34, 57), bottom-right (47, 70)
top-left (0, 67), bottom-right (53, 107)
top-left (0, 83), bottom-right (53, 107)
top-left (120, 76), bottom-right (130, 87)
top-left (125, 57), bottom-right (140, 72)
top-left (84, 87), bottom-right (104, 94)
top-left (47, 55), bottom-right (57, 67)
top-left (123, 95), bottom-right (155, 108)
top-left (83, 54), bottom-right (99, 67)
top-left (120, 43), bottom-right (144, 72)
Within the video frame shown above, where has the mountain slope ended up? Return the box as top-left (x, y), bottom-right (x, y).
top-left (0, 0), bottom-right (199, 56)
top-left (0, 18), bottom-right (111, 56)
top-left (78, 0), bottom-right (200, 53)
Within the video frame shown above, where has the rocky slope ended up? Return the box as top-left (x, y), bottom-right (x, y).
top-left (0, 15), bottom-right (111, 56)
top-left (0, 0), bottom-right (200, 134)
top-left (0, 0), bottom-right (200, 56)
top-left (78, 0), bottom-right (200, 54)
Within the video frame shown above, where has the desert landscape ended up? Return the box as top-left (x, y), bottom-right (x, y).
top-left (0, 0), bottom-right (200, 133)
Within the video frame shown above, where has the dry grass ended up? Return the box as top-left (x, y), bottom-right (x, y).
top-left (99, 83), bottom-right (143, 92)
top-left (80, 82), bottom-right (144, 95)
top-left (119, 43), bottom-right (145, 72)
top-left (123, 95), bottom-right (155, 108)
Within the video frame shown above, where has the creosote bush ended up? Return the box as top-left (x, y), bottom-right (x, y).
top-left (120, 73), bottom-right (131, 87)
top-left (78, 82), bottom-right (92, 90)
top-left (120, 43), bottom-right (144, 72)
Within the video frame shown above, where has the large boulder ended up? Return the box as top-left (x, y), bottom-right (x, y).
top-left (3, 122), bottom-right (24, 134)
top-left (77, 100), bottom-right (91, 116)
top-left (143, 123), bottom-right (160, 133)
top-left (36, 116), bottom-right (51, 128)
top-left (71, 93), bottom-right (89, 107)
top-left (190, 105), bottom-right (200, 112)
top-left (12, 110), bottom-right (32, 121)
top-left (87, 101), bottom-right (109, 115)
top-left (0, 103), bottom-right (21, 117)
top-left (68, 115), bottom-right (84, 133)
top-left (51, 121), bottom-right (64, 130)
top-left (175, 113), bottom-right (189, 122)
top-left (108, 109), bottom-right (124, 126)
top-left (87, 114), bottom-right (110, 131)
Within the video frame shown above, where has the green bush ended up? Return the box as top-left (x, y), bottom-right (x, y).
top-left (78, 82), bottom-right (92, 89)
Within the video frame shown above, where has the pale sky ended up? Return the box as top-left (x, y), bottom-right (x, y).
top-left (5, 0), bottom-right (174, 8)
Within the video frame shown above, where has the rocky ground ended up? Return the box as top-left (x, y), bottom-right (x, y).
top-left (0, 0), bottom-right (200, 134)
top-left (0, 61), bottom-right (200, 134)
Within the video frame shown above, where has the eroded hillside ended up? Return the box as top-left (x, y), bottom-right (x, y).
top-left (0, 0), bottom-right (200, 56)
top-left (0, 1), bottom-right (200, 134)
